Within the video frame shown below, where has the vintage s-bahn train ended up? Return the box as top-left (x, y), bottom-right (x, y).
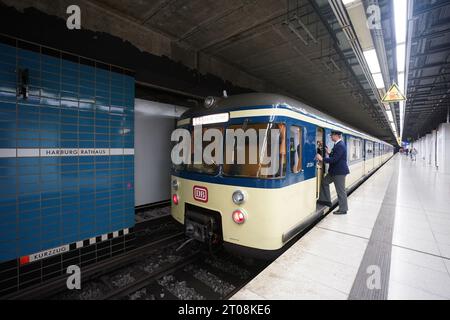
top-left (170, 93), bottom-right (393, 258)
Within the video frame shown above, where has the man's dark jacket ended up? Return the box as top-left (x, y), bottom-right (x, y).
top-left (324, 140), bottom-right (350, 176)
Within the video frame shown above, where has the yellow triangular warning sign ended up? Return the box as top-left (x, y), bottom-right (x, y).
top-left (382, 83), bottom-right (406, 103)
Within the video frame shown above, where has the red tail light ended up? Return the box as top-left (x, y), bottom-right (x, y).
top-left (232, 209), bottom-right (246, 224)
top-left (172, 194), bottom-right (179, 205)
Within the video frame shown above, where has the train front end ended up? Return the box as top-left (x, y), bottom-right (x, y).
top-left (170, 101), bottom-right (298, 258)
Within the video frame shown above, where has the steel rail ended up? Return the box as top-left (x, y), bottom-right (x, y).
top-left (4, 232), bottom-right (185, 300)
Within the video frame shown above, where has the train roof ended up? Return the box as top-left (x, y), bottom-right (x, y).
top-left (180, 93), bottom-right (391, 145)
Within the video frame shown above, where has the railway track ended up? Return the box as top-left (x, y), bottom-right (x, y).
top-left (4, 207), bottom-right (268, 300)
top-left (50, 239), bottom-right (267, 300)
top-left (4, 213), bottom-right (185, 300)
top-left (100, 251), bottom-right (203, 300)
top-left (88, 250), bottom-right (265, 301)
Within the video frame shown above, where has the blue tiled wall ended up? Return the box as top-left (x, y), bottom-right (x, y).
top-left (0, 40), bottom-right (135, 262)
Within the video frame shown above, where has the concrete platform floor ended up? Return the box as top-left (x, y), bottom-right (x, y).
top-left (231, 154), bottom-right (450, 300)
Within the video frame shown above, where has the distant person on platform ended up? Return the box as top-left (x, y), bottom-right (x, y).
top-left (316, 131), bottom-right (350, 215)
top-left (411, 148), bottom-right (417, 161)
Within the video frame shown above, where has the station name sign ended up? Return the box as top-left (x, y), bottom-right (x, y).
top-left (42, 148), bottom-right (108, 157)
top-left (0, 148), bottom-right (135, 158)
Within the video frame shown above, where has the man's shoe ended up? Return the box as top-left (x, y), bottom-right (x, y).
top-left (333, 210), bottom-right (347, 215)
top-left (318, 200), bottom-right (332, 207)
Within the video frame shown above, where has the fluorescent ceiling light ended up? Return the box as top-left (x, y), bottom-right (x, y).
top-left (394, 0), bottom-right (407, 44)
top-left (399, 100), bottom-right (405, 137)
top-left (342, 0), bottom-right (358, 5)
top-left (387, 111), bottom-right (394, 122)
top-left (391, 122), bottom-right (397, 132)
top-left (372, 73), bottom-right (384, 89)
top-left (396, 44), bottom-right (406, 73)
top-left (394, 0), bottom-right (408, 139)
top-left (363, 49), bottom-right (381, 74)
top-left (398, 72), bottom-right (405, 93)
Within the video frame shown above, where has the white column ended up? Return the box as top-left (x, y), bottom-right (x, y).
top-left (426, 133), bottom-right (432, 165)
top-left (438, 123), bottom-right (450, 174)
top-left (418, 138), bottom-right (422, 159)
top-left (422, 137), bottom-right (425, 160)
top-left (432, 130), bottom-right (437, 167)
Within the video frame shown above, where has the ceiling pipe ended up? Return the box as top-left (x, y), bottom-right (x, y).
top-left (136, 80), bottom-right (205, 100)
top-left (402, 0), bottom-right (415, 140)
top-left (364, 0), bottom-right (399, 136)
top-left (134, 99), bottom-right (188, 118)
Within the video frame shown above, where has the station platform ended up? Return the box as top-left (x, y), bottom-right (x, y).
top-left (232, 154), bottom-right (450, 300)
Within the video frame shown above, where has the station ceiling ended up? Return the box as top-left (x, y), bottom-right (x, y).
top-left (402, 0), bottom-right (450, 141)
top-left (90, 0), bottom-right (396, 142)
top-left (9, 0), bottom-right (449, 144)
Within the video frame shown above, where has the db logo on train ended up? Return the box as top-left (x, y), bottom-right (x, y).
top-left (193, 186), bottom-right (208, 203)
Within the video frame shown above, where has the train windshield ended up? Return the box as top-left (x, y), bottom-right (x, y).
top-left (175, 123), bottom-right (287, 178)
top-left (184, 126), bottom-right (223, 175)
top-left (223, 123), bottom-right (286, 179)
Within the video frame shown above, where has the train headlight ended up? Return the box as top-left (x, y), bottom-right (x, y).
top-left (204, 96), bottom-right (216, 108)
top-left (232, 209), bottom-right (246, 224)
top-left (172, 179), bottom-right (179, 191)
top-left (172, 194), bottom-right (179, 205)
top-left (232, 190), bottom-right (245, 205)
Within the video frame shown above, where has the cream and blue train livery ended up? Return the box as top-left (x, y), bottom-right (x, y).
top-left (171, 93), bottom-right (393, 258)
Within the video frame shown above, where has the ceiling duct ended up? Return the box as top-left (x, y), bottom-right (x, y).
top-left (135, 99), bottom-right (188, 118)
top-left (328, 0), bottom-right (395, 140)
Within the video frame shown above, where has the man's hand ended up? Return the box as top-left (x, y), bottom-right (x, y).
top-left (316, 154), bottom-right (323, 161)
top-left (325, 146), bottom-right (330, 155)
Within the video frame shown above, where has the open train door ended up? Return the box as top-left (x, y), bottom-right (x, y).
top-left (362, 139), bottom-right (366, 175)
top-left (315, 127), bottom-right (326, 199)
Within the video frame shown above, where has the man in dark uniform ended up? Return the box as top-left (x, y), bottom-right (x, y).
top-left (316, 130), bottom-right (350, 215)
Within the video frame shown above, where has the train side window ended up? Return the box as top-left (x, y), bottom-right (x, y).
top-left (289, 125), bottom-right (302, 174)
top-left (348, 137), bottom-right (362, 162)
top-left (366, 141), bottom-right (373, 157)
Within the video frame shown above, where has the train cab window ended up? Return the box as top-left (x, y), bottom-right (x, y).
top-left (289, 126), bottom-right (302, 173)
top-left (223, 123), bottom-right (286, 179)
top-left (186, 126), bottom-right (223, 175)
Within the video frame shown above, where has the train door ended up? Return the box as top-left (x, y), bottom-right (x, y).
top-left (315, 127), bottom-right (325, 199)
top-left (373, 142), bottom-right (377, 169)
top-left (362, 140), bottom-right (366, 175)
top-left (365, 141), bottom-right (373, 174)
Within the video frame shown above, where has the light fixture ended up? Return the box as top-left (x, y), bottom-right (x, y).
top-left (394, 0), bottom-right (407, 44)
top-left (204, 96), bottom-right (216, 108)
top-left (363, 49), bottom-right (381, 74)
top-left (363, 49), bottom-right (385, 90)
top-left (172, 194), bottom-right (179, 205)
top-left (398, 74), bottom-right (405, 96)
top-left (396, 44), bottom-right (406, 73)
top-left (342, 0), bottom-right (358, 6)
top-left (387, 112), bottom-right (394, 122)
top-left (393, 0), bottom-right (408, 140)
top-left (372, 73), bottom-right (385, 89)
top-left (232, 209), bottom-right (246, 224)
top-left (192, 113), bottom-right (229, 126)
top-left (232, 190), bottom-right (245, 205)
